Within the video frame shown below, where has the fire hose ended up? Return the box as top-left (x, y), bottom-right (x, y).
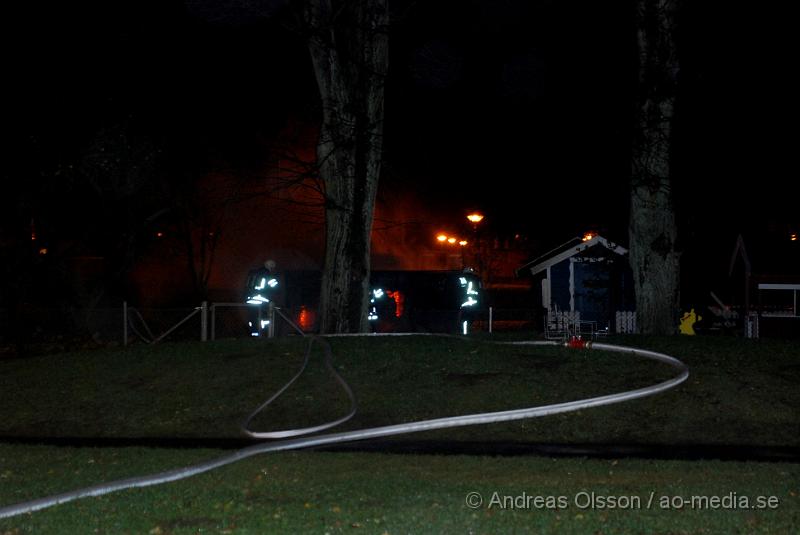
top-left (0, 334), bottom-right (688, 520)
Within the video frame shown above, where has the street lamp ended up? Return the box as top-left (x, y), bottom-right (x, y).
top-left (465, 212), bottom-right (485, 275)
top-left (466, 213), bottom-right (484, 225)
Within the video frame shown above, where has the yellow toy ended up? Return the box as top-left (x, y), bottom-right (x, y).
top-left (679, 308), bottom-right (701, 335)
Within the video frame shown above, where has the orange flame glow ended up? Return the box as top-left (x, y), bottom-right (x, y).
top-left (387, 290), bottom-right (405, 318)
top-left (297, 306), bottom-right (315, 331)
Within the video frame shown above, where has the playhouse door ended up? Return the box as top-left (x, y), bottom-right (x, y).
top-left (572, 259), bottom-right (611, 326)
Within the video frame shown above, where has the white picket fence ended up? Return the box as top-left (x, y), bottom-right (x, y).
top-left (615, 311), bottom-right (637, 334)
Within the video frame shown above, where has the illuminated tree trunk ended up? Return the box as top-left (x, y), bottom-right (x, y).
top-left (305, 0), bottom-right (389, 333)
top-left (629, 0), bottom-right (681, 335)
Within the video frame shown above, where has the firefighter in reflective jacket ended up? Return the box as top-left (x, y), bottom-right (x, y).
top-left (458, 267), bottom-right (481, 335)
top-left (245, 259), bottom-right (279, 337)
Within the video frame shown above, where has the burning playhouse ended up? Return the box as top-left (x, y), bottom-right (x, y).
top-left (517, 235), bottom-right (636, 336)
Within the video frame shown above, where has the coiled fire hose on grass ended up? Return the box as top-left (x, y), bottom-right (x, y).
top-left (0, 334), bottom-right (688, 520)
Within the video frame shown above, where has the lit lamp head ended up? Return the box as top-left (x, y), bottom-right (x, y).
top-left (466, 213), bottom-right (484, 224)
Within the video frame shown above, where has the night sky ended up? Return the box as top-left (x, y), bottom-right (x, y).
top-left (5, 0), bottom-right (797, 294)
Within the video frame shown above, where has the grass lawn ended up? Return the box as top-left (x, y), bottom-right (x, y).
top-left (1, 446), bottom-right (798, 534)
top-left (0, 334), bottom-right (798, 532)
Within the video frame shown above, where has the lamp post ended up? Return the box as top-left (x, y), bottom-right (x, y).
top-left (466, 212), bottom-right (484, 273)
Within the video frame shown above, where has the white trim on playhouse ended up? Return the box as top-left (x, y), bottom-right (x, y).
top-left (520, 235), bottom-right (628, 276)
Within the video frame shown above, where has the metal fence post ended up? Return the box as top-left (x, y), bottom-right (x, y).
top-left (745, 312), bottom-right (759, 339)
top-left (268, 303), bottom-right (275, 338)
top-left (489, 306), bottom-right (493, 333)
top-left (210, 303), bottom-right (216, 341)
top-left (201, 301), bottom-right (208, 342)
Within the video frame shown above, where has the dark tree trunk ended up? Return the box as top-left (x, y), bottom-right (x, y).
top-left (304, 0), bottom-right (388, 333)
top-left (629, 0), bottom-right (681, 335)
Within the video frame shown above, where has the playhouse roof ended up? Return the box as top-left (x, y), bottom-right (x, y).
top-left (517, 235), bottom-right (628, 276)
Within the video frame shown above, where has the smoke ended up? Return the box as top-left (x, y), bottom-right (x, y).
top-left (371, 184), bottom-right (465, 271)
top-left (130, 166), bottom-right (478, 306)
